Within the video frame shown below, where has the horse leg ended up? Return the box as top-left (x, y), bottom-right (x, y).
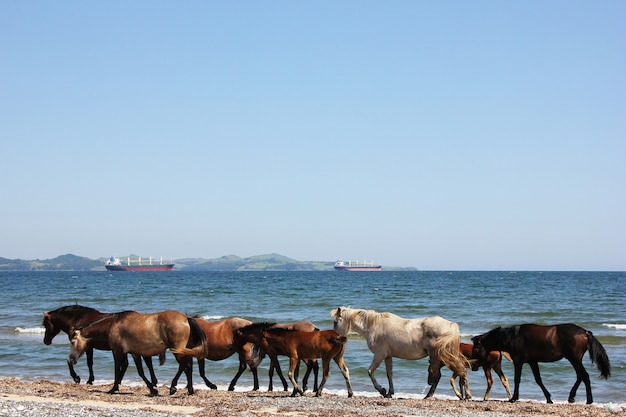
top-left (198, 358), bottom-right (218, 389)
top-left (288, 357), bottom-right (303, 397)
top-left (302, 359), bottom-right (312, 392)
top-left (86, 348), bottom-right (95, 384)
top-left (302, 359), bottom-right (319, 393)
top-left (568, 359), bottom-right (592, 404)
top-left (529, 362), bottom-right (552, 404)
top-left (270, 355), bottom-right (289, 391)
top-left (268, 362), bottom-right (275, 391)
top-left (251, 364), bottom-right (259, 391)
top-left (367, 355), bottom-right (389, 397)
top-left (183, 356), bottom-right (195, 395)
top-left (494, 360), bottom-right (512, 400)
top-left (170, 355), bottom-right (194, 395)
top-left (315, 358), bottom-right (331, 397)
top-left (331, 355), bottom-right (352, 398)
top-left (67, 357), bottom-right (81, 384)
top-left (132, 354), bottom-right (158, 396)
top-left (169, 363), bottom-right (185, 395)
top-left (483, 368), bottom-right (494, 401)
top-left (313, 359), bottom-right (319, 392)
top-left (449, 372), bottom-right (460, 399)
top-left (227, 356), bottom-right (246, 391)
top-left (143, 355), bottom-right (158, 387)
top-left (108, 353), bottom-right (127, 394)
top-left (510, 360), bottom-right (523, 402)
top-left (384, 357), bottom-right (395, 397)
top-left (426, 360), bottom-right (442, 399)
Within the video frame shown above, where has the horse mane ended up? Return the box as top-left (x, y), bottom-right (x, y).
top-left (352, 308), bottom-right (392, 329)
top-left (48, 305), bottom-right (100, 314)
top-left (240, 322), bottom-right (276, 332)
top-left (265, 327), bottom-right (297, 334)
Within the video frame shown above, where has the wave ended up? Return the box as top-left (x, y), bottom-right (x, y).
top-left (14, 326), bottom-right (46, 334)
top-left (603, 323), bottom-right (626, 330)
top-left (200, 315), bottom-right (226, 321)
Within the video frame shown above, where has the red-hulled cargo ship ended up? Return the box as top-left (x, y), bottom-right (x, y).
top-left (334, 260), bottom-right (382, 271)
top-left (105, 256), bottom-right (174, 271)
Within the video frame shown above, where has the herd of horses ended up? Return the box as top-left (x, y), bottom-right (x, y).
top-left (42, 304), bottom-right (611, 405)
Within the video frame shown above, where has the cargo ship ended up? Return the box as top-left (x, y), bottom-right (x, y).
top-left (334, 260), bottom-right (382, 271)
top-left (105, 256), bottom-right (174, 271)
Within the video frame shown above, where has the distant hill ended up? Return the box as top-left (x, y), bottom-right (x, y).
top-left (0, 254), bottom-right (101, 271)
top-left (0, 253), bottom-right (415, 271)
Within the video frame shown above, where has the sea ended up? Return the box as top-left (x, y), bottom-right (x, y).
top-left (1, 270), bottom-right (624, 408)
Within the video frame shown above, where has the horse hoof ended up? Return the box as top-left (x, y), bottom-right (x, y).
top-left (73, 377), bottom-right (81, 384)
top-left (227, 385), bottom-right (234, 391)
top-left (169, 387), bottom-right (177, 395)
top-left (149, 389), bottom-right (159, 397)
top-left (568, 397), bottom-right (575, 403)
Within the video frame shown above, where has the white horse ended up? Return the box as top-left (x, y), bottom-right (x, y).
top-left (330, 306), bottom-right (471, 399)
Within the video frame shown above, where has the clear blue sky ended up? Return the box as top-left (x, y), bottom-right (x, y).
top-left (2, 2), bottom-right (624, 270)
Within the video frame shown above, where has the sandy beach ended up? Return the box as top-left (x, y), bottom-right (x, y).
top-left (0, 378), bottom-right (622, 417)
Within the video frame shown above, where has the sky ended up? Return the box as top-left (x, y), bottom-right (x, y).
top-left (1, 2), bottom-right (624, 270)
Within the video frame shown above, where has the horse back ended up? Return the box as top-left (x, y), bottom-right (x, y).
top-left (512, 324), bottom-right (587, 362)
top-left (195, 317), bottom-right (250, 358)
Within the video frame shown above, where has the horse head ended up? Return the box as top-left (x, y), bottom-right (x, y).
top-left (235, 322), bottom-right (275, 344)
top-left (67, 329), bottom-right (90, 365)
top-left (42, 312), bottom-right (60, 345)
top-left (330, 306), bottom-right (353, 336)
top-left (472, 326), bottom-right (508, 361)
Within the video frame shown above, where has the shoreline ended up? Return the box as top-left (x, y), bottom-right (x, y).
top-left (0, 379), bottom-right (622, 417)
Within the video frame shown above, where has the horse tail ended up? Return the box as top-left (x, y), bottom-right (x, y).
top-left (171, 318), bottom-right (207, 358)
top-left (188, 316), bottom-right (208, 353)
top-left (249, 344), bottom-right (265, 368)
top-left (587, 330), bottom-right (611, 379)
top-left (434, 322), bottom-right (470, 376)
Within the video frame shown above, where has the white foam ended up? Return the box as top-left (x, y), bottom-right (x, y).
top-left (201, 315), bottom-right (226, 321)
top-left (14, 326), bottom-right (46, 334)
top-left (603, 323), bottom-right (626, 330)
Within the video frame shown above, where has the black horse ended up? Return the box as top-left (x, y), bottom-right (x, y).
top-left (472, 324), bottom-right (610, 404)
top-left (43, 305), bottom-right (162, 386)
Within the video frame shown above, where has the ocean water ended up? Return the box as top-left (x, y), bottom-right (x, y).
top-left (0, 270), bottom-right (624, 406)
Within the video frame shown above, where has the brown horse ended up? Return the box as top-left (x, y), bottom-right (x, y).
top-left (234, 322), bottom-right (352, 397)
top-left (69, 310), bottom-right (207, 396)
top-left (449, 343), bottom-right (512, 401)
top-left (169, 317), bottom-right (260, 392)
top-left (472, 324), bottom-right (611, 404)
top-left (43, 305), bottom-right (161, 386)
top-left (263, 322), bottom-right (320, 392)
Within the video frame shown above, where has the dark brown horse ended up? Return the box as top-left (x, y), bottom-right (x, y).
top-left (449, 343), bottom-right (512, 400)
top-left (472, 324), bottom-right (611, 404)
top-left (169, 317), bottom-right (260, 392)
top-left (69, 310), bottom-right (207, 396)
top-left (43, 305), bottom-right (161, 386)
top-left (234, 322), bottom-right (352, 397)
